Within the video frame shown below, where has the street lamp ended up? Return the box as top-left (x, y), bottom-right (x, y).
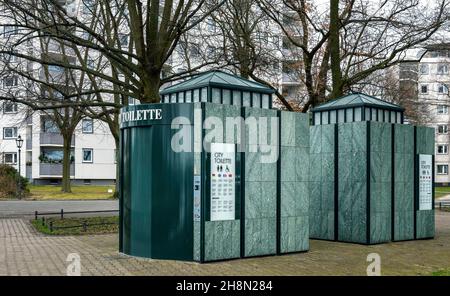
top-left (15, 135), bottom-right (23, 199)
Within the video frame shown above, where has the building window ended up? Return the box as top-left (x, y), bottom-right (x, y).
top-left (419, 64), bottom-right (429, 75)
top-left (82, 148), bottom-right (93, 163)
top-left (437, 144), bottom-right (449, 155)
top-left (420, 84), bottom-right (428, 94)
top-left (82, 119), bottom-right (93, 133)
top-left (437, 164), bottom-right (449, 175)
top-left (437, 125), bottom-right (448, 134)
top-left (438, 84), bottom-right (448, 94)
top-left (3, 127), bottom-right (17, 139)
top-left (3, 152), bottom-right (17, 164)
top-left (87, 58), bottom-right (95, 69)
top-left (206, 18), bottom-right (217, 32)
top-left (437, 64), bottom-right (449, 75)
top-left (3, 25), bottom-right (18, 37)
top-left (3, 101), bottom-right (18, 113)
top-left (437, 105), bottom-right (448, 114)
top-left (119, 34), bottom-right (128, 47)
top-left (3, 76), bottom-right (18, 88)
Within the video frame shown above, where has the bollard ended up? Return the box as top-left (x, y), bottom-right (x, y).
top-left (83, 222), bottom-right (87, 232)
top-left (440, 202), bottom-right (442, 210)
top-left (49, 221), bottom-right (53, 232)
top-left (61, 209), bottom-right (64, 220)
top-left (42, 217), bottom-right (45, 226)
top-left (35, 211), bottom-right (38, 220)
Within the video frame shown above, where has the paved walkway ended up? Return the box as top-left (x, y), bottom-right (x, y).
top-left (1, 212), bottom-right (450, 275)
top-left (0, 200), bottom-right (118, 218)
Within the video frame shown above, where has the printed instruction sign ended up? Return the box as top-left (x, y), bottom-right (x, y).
top-left (419, 154), bottom-right (433, 210)
top-left (193, 175), bottom-right (201, 222)
top-left (210, 143), bottom-right (235, 221)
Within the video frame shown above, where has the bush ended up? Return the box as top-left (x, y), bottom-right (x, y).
top-left (0, 164), bottom-right (29, 199)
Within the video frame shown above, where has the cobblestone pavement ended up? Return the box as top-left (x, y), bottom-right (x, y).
top-left (1, 211), bottom-right (450, 276)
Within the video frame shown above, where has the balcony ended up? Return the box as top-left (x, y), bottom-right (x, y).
top-left (39, 163), bottom-right (75, 177)
top-left (40, 133), bottom-right (75, 146)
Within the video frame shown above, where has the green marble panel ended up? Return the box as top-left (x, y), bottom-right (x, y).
top-left (261, 160), bottom-right (277, 182)
top-left (338, 153), bottom-right (351, 186)
top-left (297, 182), bottom-right (310, 216)
top-left (261, 182), bottom-right (277, 218)
top-left (338, 123), bottom-right (352, 153)
top-left (193, 221), bottom-right (200, 261)
top-left (394, 153), bottom-right (405, 183)
top-left (204, 221), bottom-right (240, 261)
top-left (322, 153), bottom-right (334, 181)
top-left (296, 147), bottom-right (310, 182)
top-left (281, 111), bottom-right (296, 147)
top-left (381, 152), bottom-right (392, 182)
top-left (352, 122), bottom-right (367, 152)
top-left (310, 153), bottom-right (322, 182)
top-left (310, 126), bottom-right (322, 154)
top-left (245, 150), bottom-right (261, 181)
top-left (370, 152), bottom-right (381, 183)
top-left (352, 151), bottom-right (367, 182)
top-left (416, 210), bottom-right (435, 239)
top-left (245, 181), bottom-right (261, 219)
top-left (281, 181), bottom-right (296, 217)
top-left (295, 113), bottom-right (310, 148)
top-left (281, 146), bottom-right (297, 182)
top-left (321, 125), bottom-right (335, 153)
top-left (394, 209), bottom-right (414, 241)
top-left (404, 125), bottom-right (415, 154)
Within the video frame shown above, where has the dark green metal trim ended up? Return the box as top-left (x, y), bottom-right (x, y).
top-left (432, 155), bottom-right (435, 210)
top-left (161, 82), bottom-right (275, 96)
top-left (276, 110), bottom-right (282, 254)
top-left (240, 106), bottom-right (246, 258)
top-left (312, 103), bottom-right (404, 113)
top-left (200, 104), bottom-right (206, 263)
top-left (391, 124), bottom-right (395, 241)
top-left (119, 129), bottom-right (124, 253)
top-left (366, 121), bottom-right (371, 244)
top-left (334, 124), bottom-right (339, 241)
top-left (413, 126), bottom-right (418, 240)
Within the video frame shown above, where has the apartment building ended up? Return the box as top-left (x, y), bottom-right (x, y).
top-left (400, 44), bottom-right (450, 186)
top-left (0, 0), bottom-right (117, 185)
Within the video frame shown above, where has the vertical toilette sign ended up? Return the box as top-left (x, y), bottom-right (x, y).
top-left (210, 143), bottom-right (235, 221)
top-left (418, 154), bottom-right (433, 210)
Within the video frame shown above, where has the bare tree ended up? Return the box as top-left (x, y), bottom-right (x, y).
top-left (258, 0), bottom-right (449, 111)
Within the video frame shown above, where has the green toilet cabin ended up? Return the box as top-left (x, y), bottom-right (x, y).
top-left (309, 92), bottom-right (435, 244)
top-left (119, 71), bottom-right (311, 262)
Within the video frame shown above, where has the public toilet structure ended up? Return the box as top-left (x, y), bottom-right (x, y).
top-left (119, 71), bottom-right (310, 262)
top-left (309, 93), bottom-right (435, 244)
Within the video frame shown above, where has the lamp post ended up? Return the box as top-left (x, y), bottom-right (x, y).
top-left (15, 135), bottom-right (23, 199)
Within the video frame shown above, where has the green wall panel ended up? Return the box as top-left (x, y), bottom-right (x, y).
top-left (280, 111), bottom-right (310, 253)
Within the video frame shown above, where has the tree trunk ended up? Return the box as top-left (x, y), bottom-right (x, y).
top-left (140, 72), bottom-right (161, 103)
top-left (329, 0), bottom-right (343, 98)
top-left (61, 133), bottom-right (73, 193)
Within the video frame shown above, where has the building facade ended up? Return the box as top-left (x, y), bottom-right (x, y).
top-left (400, 44), bottom-right (450, 186)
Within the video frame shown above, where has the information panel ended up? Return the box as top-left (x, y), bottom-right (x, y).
top-left (210, 143), bottom-right (235, 221)
top-left (418, 154), bottom-right (433, 211)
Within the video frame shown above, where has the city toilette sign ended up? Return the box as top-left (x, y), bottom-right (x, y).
top-left (120, 108), bottom-right (162, 124)
top-left (419, 154), bottom-right (433, 211)
top-left (210, 143), bottom-right (236, 221)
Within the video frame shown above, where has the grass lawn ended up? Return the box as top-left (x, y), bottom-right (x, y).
top-left (432, 269), bottom-right (450, 276)
top-left (31, 216), bottom-right (118, 235)
top-left (435, 187), bottom-right (450, 199)
top-left (28, 185), bottom-right (116, 200)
